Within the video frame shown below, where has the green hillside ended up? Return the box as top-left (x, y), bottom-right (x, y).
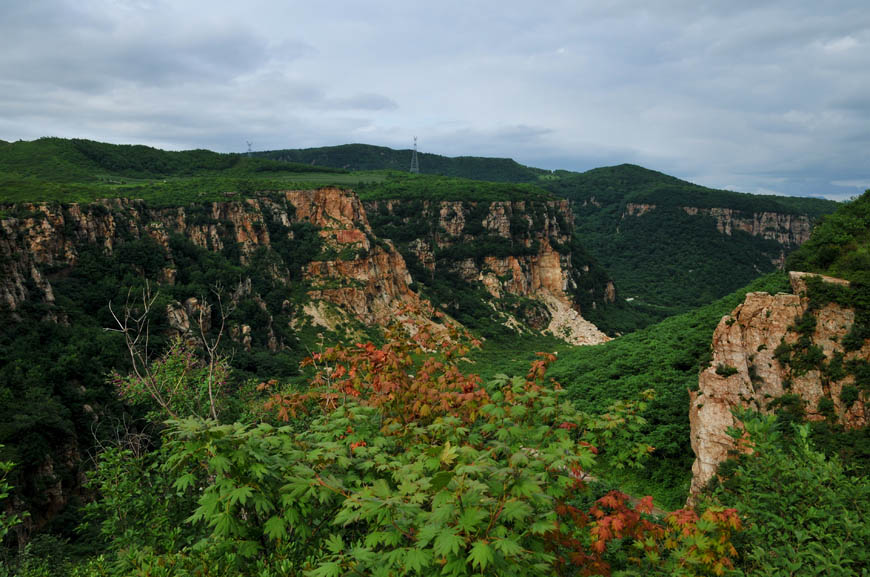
top-left (256, 143), bottom-right (548, 182)
top-left (541, 164), bottom-right (839, 318)
top-left (353, 171), bottom-right (553, 202)
top-left (0, 138), bottom-right (363, 205)
top-left (787, 189), bottom-right (870, 282)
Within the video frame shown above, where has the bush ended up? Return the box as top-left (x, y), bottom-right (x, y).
top-left (715, 364), bottom-right (739, 378)
top-left (78, 312), bottom-right (740, 576)
top-left (711, 412), bottom-right (870, 575)
top-left (840, 385), bottom-right (860, 409)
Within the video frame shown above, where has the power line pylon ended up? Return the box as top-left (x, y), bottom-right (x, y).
top-left (410, 136), bottom-right (420, 173)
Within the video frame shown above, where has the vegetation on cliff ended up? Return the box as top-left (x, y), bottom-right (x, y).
top-left (775, 190), bottom-right (870, 473)
top-left (710, 413), bottom-right (869, 576)
top-left (690, 193), bottom-right (870, 576)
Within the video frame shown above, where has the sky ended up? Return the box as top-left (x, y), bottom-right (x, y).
top-left (1, 0), bottom-right (868, 200)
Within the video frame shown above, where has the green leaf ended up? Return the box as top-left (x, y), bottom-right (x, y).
top-left (307, 561), bottom-right (342, 577)
top-left (430, 470), bottom-right (454, 492)
top-left (457, 507), bottom-right (488, 533)
top-left (325, 533), bottom-right (344, 554)
top-left (501, 499), bottom-right (533, 522)
top-left (433, 528), bottom-right (465, 557)
top-left (403, 547), bottom-right (432, 574)
top-left (467, 540), bottom-right (494, 571)
top-left (493, 537), bottom-right (523, 557)
top-left (440, 441), bottom-right (458, 466)
top-left (530, 518), bottom-right (556, 535)
top-left (263, 515), bottom-right (287, 540)
top-left (208, 454), bottom-right (231, 475)
top-left (228, 485), bottom-right (253, 506)
top-left (415, 523), bottom-right (440, 547)
top-left (173, 472), bottom-right (196, 492)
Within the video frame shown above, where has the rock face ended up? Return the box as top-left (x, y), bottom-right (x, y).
top-left (0, 189), bottom-right (419, 333)
top-left (365, 198), bottom-right (610, 345)
top-left (688, 272), bottom-right (869, 499)
top-left (623, 203), bottom-right (814, 250)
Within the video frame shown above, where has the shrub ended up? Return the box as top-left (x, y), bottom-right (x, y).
top-left (840, 385), bottom-right (860, 410)
top-left (715, 364), bottom-right (739, 378)
top-left (86, 308), bottom-right (741, 576)
top-left (711, 412), bottom-right (870, 575)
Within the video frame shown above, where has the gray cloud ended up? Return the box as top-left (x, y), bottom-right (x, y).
top-left (1, 0), bottom-right (868, 199)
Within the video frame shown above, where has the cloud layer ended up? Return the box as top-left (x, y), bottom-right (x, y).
top-left (1, 0), bottom-right (868, 199)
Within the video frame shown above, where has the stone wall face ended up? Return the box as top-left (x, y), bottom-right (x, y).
top-left (688, 272), bottom-right (868, 500)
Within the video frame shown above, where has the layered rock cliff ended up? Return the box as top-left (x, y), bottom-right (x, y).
top-left (624, 203), bottom-right (813, 249)
top-left (364, 198), bottom-right (610, 345)
top-left (0, 188), bottom-right (420, 336)
top-left (689, 271), bottom-right (869, 498)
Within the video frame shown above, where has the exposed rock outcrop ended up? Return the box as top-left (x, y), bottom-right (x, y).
top-left (623, 203), bottom-right (814, 250)
top-left (0, 189), bottom-right (420, 334)
top-left (365, 198), bottom-right (610, 345)
top-left (688, 272), bottom-right (869, 499)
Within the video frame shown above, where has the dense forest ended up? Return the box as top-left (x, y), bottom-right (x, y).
top-left (0, 139), bottom-right (867, 576)
top-left (254, 144), bottom-right (549, 183)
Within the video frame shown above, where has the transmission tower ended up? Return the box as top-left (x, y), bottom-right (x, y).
top-left (410, 136), bottom-right (420, 173)
top-left (246, 141), bottom-right (253, 157)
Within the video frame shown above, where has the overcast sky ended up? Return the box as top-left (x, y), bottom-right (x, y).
top-left (1, 0), bottom-right (868, 199)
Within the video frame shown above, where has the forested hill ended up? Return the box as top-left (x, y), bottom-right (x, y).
top-left (255, 143), bottom-right (548, 182)
top-left (544, 163), bottom-right (837, 216)
top-left (540, 163), bottom-right (840, 319)
top-left (0, 137), bottom-right (353, 204)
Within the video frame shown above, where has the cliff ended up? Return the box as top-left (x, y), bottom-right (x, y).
top-left (0, 188), bottom-right (421, 341)
top-left (624, 203), bottom-right (814, 249)
top-left (364, 198), bottom-right (610, 345)
top-left (688, 271), bottom-right (869, 498)
top-left (1, 189), bottom-right (609, 344)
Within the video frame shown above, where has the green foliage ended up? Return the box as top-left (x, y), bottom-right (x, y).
top-left (355, 172), bottom-right (553, 202)
top-left (112, 337), bottom-right (230, 421)
top-left (787, 189), bottom-right (870, 283)
top-left (0, 448), bottom-right (24, 545)
top-left (546, 164), bottom-right (836, 217)
top-left (255, 143), bottom-right (548, 182)
top-left (0, 138), bottom-right (365, 205)
top-left (60, 317), bottom-right (745, 576)
top-left (710, 412), bottom-right (870, 576)
top-left (816, 397), bottom-right (837, 421)
top-left (840, 385), bottom-right (860, 409)
top-left (715, 364), bottom-right (739, 378)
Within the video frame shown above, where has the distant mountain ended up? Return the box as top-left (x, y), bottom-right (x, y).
top-left (0, 137), bottom-right (328, 182)
top-left (540, 164), bottom-right (839, 318)
top-left (255, 143), bottom-right (548, 182)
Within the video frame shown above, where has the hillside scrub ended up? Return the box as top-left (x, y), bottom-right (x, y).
top-left (707, 412), bottom-right (870, 576)
top-left (2, 311), bottom-right (745, 576)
